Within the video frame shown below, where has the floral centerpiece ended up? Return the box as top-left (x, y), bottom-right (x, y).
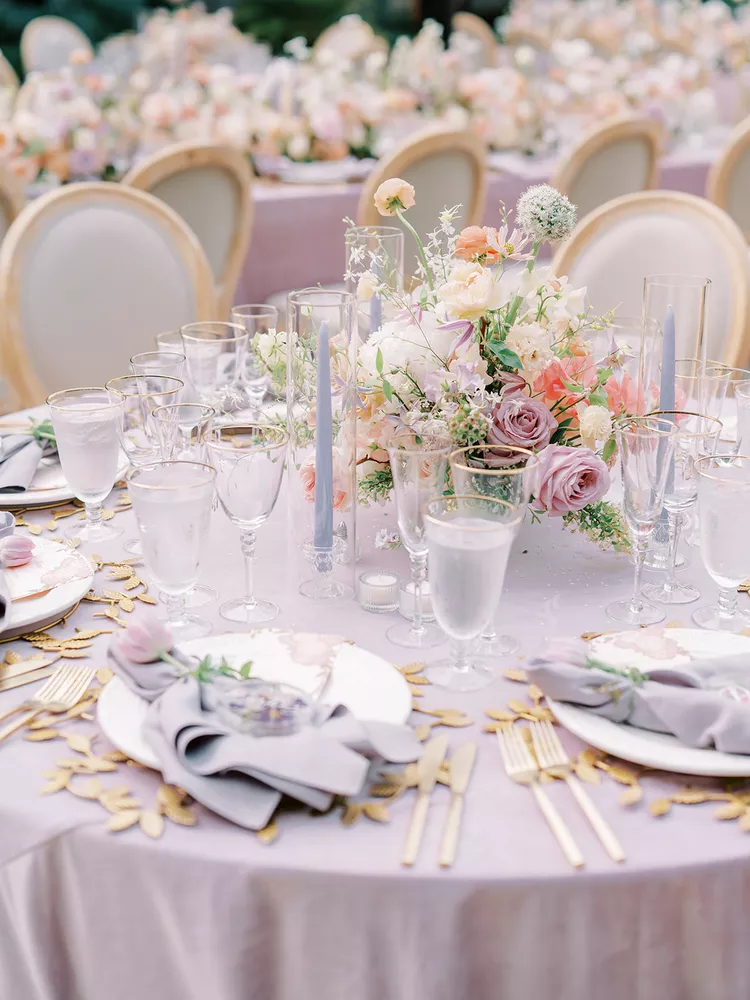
top-left (351, 179), bottom-right (631, 551)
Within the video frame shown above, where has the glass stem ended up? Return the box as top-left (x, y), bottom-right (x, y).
top-left (164, 594), bottom-right (188, 628)
top-left (452, 638), bottom-right (471, 676)
top-left (718, 586), bottom-right (738, 620)
top-left (663, 509), bottom-right (683, 595)
top-left (84, 501), bottom-right (103, 536)
top-left (410, 552), bottom-right (427, 638)
top-left (240, 529), bottom-right (257, 611)
top-left (629, 534), bottom-right (648, 615)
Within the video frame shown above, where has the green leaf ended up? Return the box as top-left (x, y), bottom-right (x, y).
top-left (375, 348), bottom-right (384, 375)
top-left (602, 437), bottom-right (617, 463)
top-left (239, 660), bottom-right (253, 679)
top-left (587, 389), bottom-right (609, 409)
top-left (382, 379), bottom-right (393, 402)
top-left (487, 342), bottom-right (522, 369)
top-left (596, 366), bottom-right (613, 385)
top-left (561, 378), bottom-right (584, 394)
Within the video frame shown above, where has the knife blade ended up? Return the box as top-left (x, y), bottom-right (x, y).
top-left (439, 741), bottom-right (477, 868)
top-left (0, 657), bottom-right (53, 683)
top-left (402, 734), bottom-right (449, 867)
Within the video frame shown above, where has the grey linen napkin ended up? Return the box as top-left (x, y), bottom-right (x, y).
top-left (527, 637), bottom-right (750, 755)
top-left (0, 434), bottom-right (49, 493)
top-left (0, 514), bottom-right (17, 634)
top-left (109, 643), bottom-right (422, 829)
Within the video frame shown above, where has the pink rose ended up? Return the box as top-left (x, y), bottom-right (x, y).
top-left (0, 535), bottom-right (34, 568)
top-left (300, 456), bottom-right (351, 512)
top-left (528, 444), bottom-right (610, 517)
top-left (488, 395), bottom-right (557, 460)
top-left (114, 615), bottom-right (173, 663)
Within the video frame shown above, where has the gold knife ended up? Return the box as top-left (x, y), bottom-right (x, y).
top-left (438, 741), bottom-right (477, 868)
top-left (401, 734), bottom-right (449, 867)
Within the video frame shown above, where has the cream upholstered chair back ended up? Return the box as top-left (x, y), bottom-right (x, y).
top-left (122, 142), bottom-right (253, 318)
top-left (20, 16), bottom-right (93, 73)
top-left (550, 115), bottom-right (663, 222)
top-left (552, 191), bottom-right (750, 367)
top-left (706, 117), bottom-right (750, 241)
top-left (0, 183), bottom-right (216, 407)
top-left (357, 129), bottom-right (486, 277)
top-left (452, 12), bottom-right (498, 67)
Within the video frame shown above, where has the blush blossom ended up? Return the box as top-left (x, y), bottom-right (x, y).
top-left (528, 444), bottom-right (610, 516)
top-left (374, 178), bottom-right (416, 217)
top-left (0, 534), bottom-right (34, 568)
top-left (114, 616), bottom-right (174, 663)
top-left (488, 395), bottom-right (557, 454)
top-left (300, 454), bottom-right (351, 511)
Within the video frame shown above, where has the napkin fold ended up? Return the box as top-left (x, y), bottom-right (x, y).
top-left (0, 514), bottom-right (17, 634)
top-left (528, 637), bottom-right (750, 755)
top-left (0, 433), bottom-right (53, 493)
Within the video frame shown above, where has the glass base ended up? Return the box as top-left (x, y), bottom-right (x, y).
top-left (160, 584), bottom-right (218, 609)
top-left (476, 632), bottom-right (519, 656)
top-left (66, 520), bottom-right (122, 545)
top-left (123, 537), bottom-right (142, 556)
top-left (644, 549), bottom-right (688, 571)
top-left (606, 597), bottom-right (665, 626)
top-left (298, 579), bottom-right (353, 601)
top-left (642, 580), bottom-right (700, 605)
top-left (692, 604), bottom-right (750, 632)
top-left (220, 598), bottom-right (279, 624)
top-left (425, 655), bottom-right (495, 692)
top-left (168, 613), bottom-right (211, 640)
top-left (387, 620), bottom-right (444, 649)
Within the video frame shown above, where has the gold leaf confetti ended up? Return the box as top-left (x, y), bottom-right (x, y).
top-left (528, 684), bottom-right (544, 705)
top-left (648, 798), bottom-right (672, 818)
top-left (400, 662), bottom-right (426, 675)
top-left (739, 811), bottom-right (750, 833)
top-left (44, 520), bottom-right (58, 532)
top-left (485, 708), bottom-right (517, 723)
top-left (136, 593), bottom-right (158, 605)
top-left (256, 822), bottom-right (279, 845)
top-left (66, 734), bottom-right (92, 755)
top-left (124, 577), bottom-right (143, 591)
top-left (164, 803), bottom-right (197, 826)
top-left (408, 675), bottom-right (430, 685)
top-left (96, 667), bottom-right (114, 685)
top-left (363, 802), bottom-right (390, 823)
top-left (619, 785), bottom-right (643, 807)
top-left (341, 803), bottom-right (362, 826)
top-left (139, 810), bottom-right (165, 839)
top-left (25, 729), bottom-right (59, 741)
top-left (573, 761), bottom-right (601, 785)
top-left (502, 668), bottom-right (527, 683)
top-left (59, 650), bottom-right (88, 659)
top-left (72, 778), bottom-right (103, 800)
top-left (101, 510), bottom-right (115, 521)
top-left (39, 772), bottom-right (70, 794)
top-left (27, 524), bottom-right (42, 536)
top-left (3, 651), bottom-right (22, 665)
top-left (671, 790), bottom-right (713, 805)
top-left (414, 724), bottom-right (431, 741)
top-left (715, 801), bottom-right (745, 821)
top-left (408, 685), bottom-right (424, 697)
top-left (106, 810), bottom-right (141, 833)
top-left (119, 598), bottom-right (135, 613)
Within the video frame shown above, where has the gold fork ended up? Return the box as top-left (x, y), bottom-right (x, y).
top-left (497, 724), bottom-right (584, 869)
top-left (0, 665), bottom-right (95, 742)
top-left (531, 720), bottom-right (625, 863)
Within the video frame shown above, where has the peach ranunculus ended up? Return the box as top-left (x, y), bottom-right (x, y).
top-left (300, 454), bottom-right (351, 511)
top-left (533, 355), bottom-right (598, 412)
top-left (437, 261), bottom-right (505, 321)
top-left (373, 177), bottom-right (416, 217)
top-left (605, 372), bottom-right (643, 417)
top-left (455, 226), bottom-right (499, 264)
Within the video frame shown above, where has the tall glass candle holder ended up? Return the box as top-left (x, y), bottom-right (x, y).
top-left (345, 226), bottom-right (404, 340)
top-left (287, 288), bottom-right (357, 600)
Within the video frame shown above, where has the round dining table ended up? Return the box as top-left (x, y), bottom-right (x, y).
top-left (0, 493), bottom-right (748, 1000)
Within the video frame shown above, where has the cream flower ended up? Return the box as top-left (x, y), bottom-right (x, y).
top-left (505, 322), bottom-right (553, 373)
top-left (374, 177), bottom-right (416, 217)
top-left (579, 404), bottom-right (613, 450)
top-left (437, 261), bottom-right (505, 321)
top-left (357, 271), bottom-right (379, 302)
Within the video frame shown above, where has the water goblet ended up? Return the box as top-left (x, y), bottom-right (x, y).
top-left (127, 461), bottom-right (216, 641)
top-left (386, 429), bottom-right (453, 649)
top-left (693, 455), bottom-right (750, 631)
top-left (181, 321), bottom-right (250, 416)
top-left (47, 387), bottom-right (125, 545)
top-left (131, 350), bottom-right (186, 380)
top-left (424, 495), bottom-right (521, 692)
top-left (230, 304), bottom-right (277, 415)
top-left (155, 330), bottom-right (182, 352)
top-left (449, 444), bottom-right (539, 657)
top-left (206, 423), bottom-right (288, 624)
top-left (641, 411), bottom-right (722, 605)
top-left (606, 415), bottom-right (677, 625)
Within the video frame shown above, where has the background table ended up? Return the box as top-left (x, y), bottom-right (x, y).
top-left (1, 492), bottom-right (750, 1000)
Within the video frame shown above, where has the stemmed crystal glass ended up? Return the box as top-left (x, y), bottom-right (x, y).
top-left (424, 495), bottom-right (521, 691)
top-left (607, 415), bottom-right (677, 625)
top-left (693, 455), bottom-right (750, 631)
top-left (449, 444), bottom-right (539, 656)
top-left (207, 423), bottom-right (288, 624)
top-left (230, 304), bottom-right (278, 415)
top-left (181, 321), bottom-right (250, 417)
top-left (386, 428), bottom-right (452, 648)
top-left (131, 350), bottom-right (186, 380)
top-left (641, 411), bottom-right (722, 605)
top-left (47, 387), bottom-right (125, 544)
top-left (127, 461), bottom-right (216, 640)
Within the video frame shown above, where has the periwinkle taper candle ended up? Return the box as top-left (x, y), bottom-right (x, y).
top-left (314, 320), bottom-right (333, 550)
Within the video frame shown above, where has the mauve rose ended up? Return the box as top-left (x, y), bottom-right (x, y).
top-left (488, 395), bottom-right (557, 462)
top-left (529, 444), bottom-right (610, 517)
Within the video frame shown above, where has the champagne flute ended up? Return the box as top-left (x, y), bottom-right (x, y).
top-left (449, 444), bottom-right (539, 656)
top-left (693, 455), bottom-right (750, 631)
top-left (424, 495), bottom-right (521, 691)
top-left (230, 304), bottom-right (277, 415)
top-left (386, 428), bottom-right (453, 649)
top-left (606, 415), bottom-right (677, 625)
top-left (206, 423), bottom-right (288, 624)
top-left (47, 387), bottom-right (124, 544)
top-left (127, 461), bottom-right (216, 640)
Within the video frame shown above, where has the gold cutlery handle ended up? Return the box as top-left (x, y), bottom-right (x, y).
top-left (0, 709), bottom-right (39, 743)
top-left (0, 704), bottom-right (25, 727)
top-left (566, 774), bottom-right (625, 863)
top-left (438, 793), bottom-right (464, 868)
top-left (530, 782), bottom-right (584, 869)
top-left (402, 793), bottom-right (430, 867)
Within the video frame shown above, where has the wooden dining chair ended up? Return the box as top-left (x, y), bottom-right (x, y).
top-left (0, 53), bottom-right (19, 97)
top-left (550, 115), bottom-right (663, 223)
top-left (706, 117), bottom-right (750, 242)
top-left (0, 184), bottom-right (216, 407)
top-left (122, 141), bottom-right (253, 319)
top-left (452, 12), bottom-right (498, 68)
top-left (0, 168), bottom-right (24, 245)
top-left (552, 190), bottom-right (750, 367)
top-left (20, 16), bottom-right (93, 73)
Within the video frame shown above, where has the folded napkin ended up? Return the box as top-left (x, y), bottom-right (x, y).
top-left (109, 639), bottom-right (421, 829)
top-left (0, 432), bottom-right (54, 493)
top-left (528, 637), bottom-right (750, 755)
top-left (0, 514), bottom-right (17, 634)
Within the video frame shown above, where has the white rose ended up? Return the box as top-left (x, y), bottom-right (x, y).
top-left (287, 133), bottom-right (310, 161)
top-left (357, 271), bottom-right (379, 302)
top-left (73, 127), bottom-right (97, 152)
top-left (437, 261), bottom-right (505, 321)
top-left (505, 322), bottom-right (553, 373)
top-left (579, 404), bottom-right (612, 450)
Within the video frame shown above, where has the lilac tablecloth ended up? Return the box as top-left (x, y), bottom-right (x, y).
top-left (1, 487), bottom-right (750, 1000)
top-left (235, 143), bottom-right (722, 304)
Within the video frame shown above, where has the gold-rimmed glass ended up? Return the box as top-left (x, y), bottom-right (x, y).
top-left (105, 375), bottom-right (185, 468)
top-left (230, 304), bottom-right (278, 414)
top-left (47, 387), bottom-right (124, 545)
top-left (424, 495), bottom-right (521, 692)
top-left (181, 321), bottom-right (250, 416)
top-left (206, 423), bottom-right (288, 624)
top-left (449, 444), bottom-right (539, 657)
top-left (131, 350), bottom-right (186, 379)
top-left (153, 403), bottom-right (215, 462)
top-left (674, 358), bottom-right (730, 415)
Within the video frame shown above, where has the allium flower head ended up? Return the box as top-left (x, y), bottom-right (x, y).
top-left (516, 185), bottom-right (577, 243)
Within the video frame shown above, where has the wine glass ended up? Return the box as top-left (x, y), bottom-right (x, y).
top-left (131, 350), bottom-right (186, 380)
top-left (424, 495), bottom-right (521, 692)
top-left (206, 423), bottom-right (288, 624)
top-left (693, 455), bottom-right (750, 631)
top-left (606, 415), bottom-right (677, 625)
top-left (230, 304), bottom-right (277, 415)
top-left (181, 321), bottom-right (250, 417)
top-left (736, 381), bottom-right (750, 453)
top-left (127, 461), bottom-right (216, 641)
top-left (386, 428), bottom-right (453, 649)
top-left (641, 411), bottom-right (722, 605)
top-left (47, 387), bottom-right (125, 544)
top-left (449, 444), bottom-right (539, 656)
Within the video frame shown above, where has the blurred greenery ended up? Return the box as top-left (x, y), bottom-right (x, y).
top-left (233, 0), bottom-right (354, 52)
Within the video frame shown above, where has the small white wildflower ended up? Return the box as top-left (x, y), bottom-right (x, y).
top-left (516, 184), bottom-right (577, 243)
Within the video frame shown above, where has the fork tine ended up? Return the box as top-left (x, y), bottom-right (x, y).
top-left (496, 726), bottom-right (514, 773)
top-left (543, 721), bottom-right (569, 763)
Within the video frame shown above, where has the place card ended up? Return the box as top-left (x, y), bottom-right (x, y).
top-left (7, 544), bottom-right (90, 601)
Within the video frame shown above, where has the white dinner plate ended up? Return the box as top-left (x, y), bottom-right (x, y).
top-left (3, 537), bottom-right (94, 637)
top-left (98, 630), bottom-right (412, 769)
top-left (548, 628), bottom-right (750, 777)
